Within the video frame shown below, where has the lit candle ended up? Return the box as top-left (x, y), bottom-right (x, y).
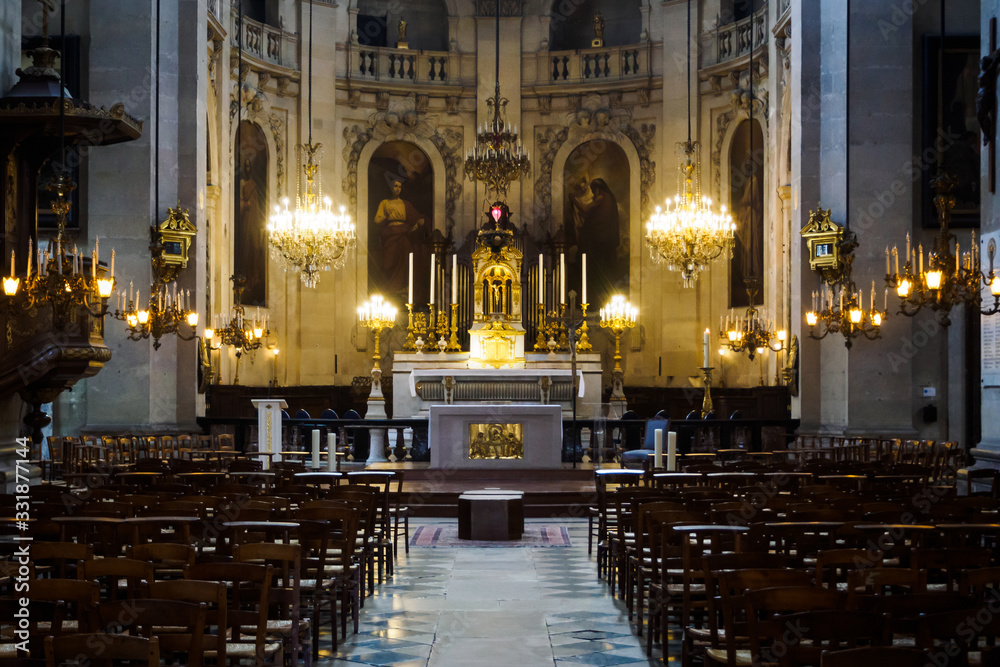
top-left (8, 250), bottom-right (13, 278)
top-left (452, 254), bottom-right (458, 304)
top-left (26, 239), bottom-right (31, 281)
top-left (429, 252), bottom-right (435, 304)
top-left (654, 428), bottom-right (663, 469)
top-left (560, 253), bottom-right (565, 304)
top-left (956, 242), bottom-right (961, 273)
top-left (538, 254), bottom-right (544, 305)
top-left (906, 233), bottom-right (910, 259)
top-left (885, 246), bottom-right (890, 276)
top-left (582, 253), bottom-right (587, 304)
top-left (918, 244), bottom-right (923, 274)
top-left (92, 247), bottom-right (97, 280)
top-left (110, 249), bottom-right (115, 279)
top-left (893, 247), bottom-right (899, 276)
top-left (408, 252), bottom-right (413, 304)
top-left (703, 328), bottom-right (710, 367)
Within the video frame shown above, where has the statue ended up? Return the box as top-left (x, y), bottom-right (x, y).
top-left (593, 11), bottom-right (605, 39)
top-left (397, 18), bottom-right (408, 47)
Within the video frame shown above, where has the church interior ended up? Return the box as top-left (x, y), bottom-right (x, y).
top-left (5, 0), bottom-right (1000, 665)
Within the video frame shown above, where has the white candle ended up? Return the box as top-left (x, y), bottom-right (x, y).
top-left (582, 253), bottom-right (588, 304)
top-left (311, 429), bottom-right (321, 470)
top-left (408, 252), bottom-right (413, 304)
top-left (430, 252), bottom-right (435, 304)
top-left (560, 253), bottom-right (566, 304)
top-left (667, 431), bottom-right (677, 471)
top-left (327, 432), bottom-right (337, 471)
top-left (452, 254), bottom-right (458, 304)
top-left (538, 254), bottom-right (544, 305)
top-left (703, 328), bottom-right (710, 367)
top-left (110, 249), bottom-right (115, 279)
top-left (654, 428), bottom-right (663, 469)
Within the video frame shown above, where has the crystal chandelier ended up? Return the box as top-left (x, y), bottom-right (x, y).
top-left (463, 0), bottom-right (530, 201)
top-left (885, 173), bottom-right (999, 324)
top-left (719, 279), bottom-right (783, 361)
top-left (645, 0), bottom-right (734, 287)
top-left (266, 0), bottom-right (354, 288)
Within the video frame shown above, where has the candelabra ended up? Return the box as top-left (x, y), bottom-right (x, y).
top-left (112, 214), bottom-right (199, 350)
top-left (599, 295), bottom-right (638, 372)
top-left (885, 173), bottom-right (1000, 324)
top-left (446, 303), bottom-right (462, 352)
top-left (805, 239), bottom-right (885, 349)
top-left (576, 302), bottom-right (593, 351)
top-left (358, 294), bottom-right (398, 406)
top-left (719, 279), bottom-right (783, 363)
top-left (204, 275), bottom-right (270, 384)
top-left (4, 173), bottom-right (115, 333)
top-left (699, 366), bottom-right (714, 417)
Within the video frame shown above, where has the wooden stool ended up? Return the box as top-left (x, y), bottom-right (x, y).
top-left (458, 490), bottom-right (524, 541)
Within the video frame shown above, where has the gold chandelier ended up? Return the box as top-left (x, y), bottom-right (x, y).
top-left (644, 0), bottom-right (734, 287)
top-left (204, 275), bottom-right (270, 385)
top-left (805, 234), bottom-right (885, 348)
top-left (885, 173), bottom-right (999, 324)
top-left (3, 177), bottom-right (115, 331)
top-left (463, 0), bottom-right (530, 201)
top-left (719, 279), bottom-right (783, 361)
top-left (266, 0), bottom-right (354, 288)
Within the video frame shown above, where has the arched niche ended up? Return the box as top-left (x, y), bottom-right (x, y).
top-left (367, 141), bottom-right (435, 304)
top-left (728, 118), bottom-right (764, 308)
top-left (357, 0), bottom-right (450, 51)
top-left (549, 0), bottom-right (641, 51)
top-left (561, 140), bottom-right (630, 308)
top-left (233, 120), bottom-right (269, 307)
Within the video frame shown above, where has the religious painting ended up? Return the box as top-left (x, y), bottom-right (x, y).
top-left (923, 35), bottom-right (980, 228)
top-left (234, 121), bottom-right (268, 306)
top-left (367, 141), bottom-right (433, 304)
top-left (729, 119), bottom-right (764, 309)
top-left (562, 140), bottom-right (630, 309)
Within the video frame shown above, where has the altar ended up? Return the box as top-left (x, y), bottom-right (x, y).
top-left (429, 404), bottom-right (562, 469)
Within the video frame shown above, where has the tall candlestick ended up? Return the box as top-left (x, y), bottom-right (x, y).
top-left (311, 430), bottom-right (321, 470)
top-left (452, 254), bottom-right (458, 304)
top-left (560, 253), bottom-right (565, 304)
top-left (667, 431), bottom-right (677, 471)
top-left (582, 253), bottom-right (587, 303)
top-left (654, 429), bottom-right (663, 469)
top-left (703, 328), bottom-right (710, 367)
top-left (408, 252), bottom-right (413, 304)
top-left (430, 252), bottom-right (435, 304)
top-left (538, 254), bottom-right (544, 305)
top-left (327, 433), bottom-right (337, 471)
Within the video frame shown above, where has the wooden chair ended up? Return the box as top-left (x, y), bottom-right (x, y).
top-left (347, 471), bottom-right (396, 580)
top-left (820, 647), bottom-right (930, 667)
top-left (148, 579), bottom-right (227, 664)
top-left (128, 542), bottom-right (195, 579)
top-left (912, 547), bottom-right (994, 592)
top-left (235, 542), bottom-right (310, 666)
top-left (764, 610), bottom-right (887, 667)
top-left (29, 579), bottom-right (100, 636)
top-left (45, 634), bottom-right (159, 667)
top-left (95, 598), bottom-right (206, 667)
top-left (814, 548), bottom-right (882, 590)
top-left (917, 608), bottom-right (1000, 666)
top-left (29, 541), bottom-right (93, 579)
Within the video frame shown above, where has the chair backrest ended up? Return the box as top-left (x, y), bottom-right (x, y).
top-left (321, 408), bottom-right (338, 419)
top-left (95, 599), bottom-right (207, 667)
top-left (343, 409), bottom-right (361, 419)
top-left (45, 634), bottom-right (159, 666)
top-left (295, 408), bottom-right (311, 419)
top-left (186, 561), bottom-right (274, 660)
top-left (234, 541), bottom-right (304, 660)
top-left (29, 578), bottom-right (100, 633)
top-left (643, 418), bottom-right (670, 450)
top-left (79, 557), bottom-right (154, 601)
top-left (31, 541), bottom-right (94, 578)
top-left (148, 578), bottom-right (228, 662)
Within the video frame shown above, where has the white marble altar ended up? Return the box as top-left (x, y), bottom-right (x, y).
top-left (429, 404), bottom-right (563, 469)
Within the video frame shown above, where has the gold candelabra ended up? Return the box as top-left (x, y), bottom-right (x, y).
top-left (204, 275), bottom-right (271, 384)
top-left (699, 366), bottom-right (714, 417)
top-left (576, 302), bottom-right (592, 351)
top-left (599, 295), bottom-right (638, 372)
top-left (719, 279), bottom-right (783, 363)
top-left (446, 303), bottom-right (461, 352)
top-left (358, 294), bottom-right (397, 400)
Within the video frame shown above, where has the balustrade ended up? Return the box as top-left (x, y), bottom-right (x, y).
top-left (348, 44), bottom-right (466, 85)
top-left (703, 4), bottom-right (768, 68)
top-left (538, 44), bottom-right (650, 86)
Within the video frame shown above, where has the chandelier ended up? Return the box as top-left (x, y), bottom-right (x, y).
top-left (204, 274), bottom-right (270, 384)
top-left (644, 0), bottom-right (734, 287)
top-left (885, 173), bottom-right (999, 324)
top-left (266, 0), bottom-right (354, 287)
top-left (805, 233), bottom-right (885, 348)
top-left (463, 0), bottom-right (530, 201)
top-left (719, 279), bottom-right (783, 361)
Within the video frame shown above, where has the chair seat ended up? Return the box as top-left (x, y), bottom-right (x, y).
top-left (705, 648), bottom-right (768, 666)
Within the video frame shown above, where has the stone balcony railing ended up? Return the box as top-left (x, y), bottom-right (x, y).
top-left (208, 0), bottom-right (222, 24)
top-left (702, 4), bottom-right (769, 68)
top-left (522, 43), bottom-right (655, 88)
top-left (345, 44), bottom-right (476, 87)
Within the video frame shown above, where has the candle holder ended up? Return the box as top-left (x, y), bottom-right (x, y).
top-left (699, 366), bottom-right (714, 417)
top-left (534, 303), bottom-right (548, 351)
top-left (576, 302), bottom-right (592, 351)
top-left (426, 303), bottom-right (438, 346)
top-left (446, 303), bottom-right (462, 352)
top-left (403, 303), bottom-right (416, 351)
top-left (557, 303), bottom-right (569, 351)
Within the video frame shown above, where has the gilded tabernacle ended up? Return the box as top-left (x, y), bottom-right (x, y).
top-left (469, 423), bottom-right (524, 459)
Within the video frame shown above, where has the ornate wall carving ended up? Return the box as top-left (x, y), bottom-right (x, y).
top-left (477, 0), bottom-right (521, 16)
top-left (532, 127), bottom-right (569, 226)
top-left (711, 65), bottom-right (769, 193)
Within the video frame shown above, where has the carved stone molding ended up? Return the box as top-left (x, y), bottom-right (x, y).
top-left (342, 109), bottom-right (463, 228)
top-left (532, 126), bottom-right (569, 226)
top-left (623, 123), bottom-right (656, 221)
top-left (477, 0), bottom-right (520, 16)
top-left (446, 96), bottom-right (460, 114)
top-left (711, 69), bottom-right (769, 193)
top-left (268, 111), bottom-right (286, 194)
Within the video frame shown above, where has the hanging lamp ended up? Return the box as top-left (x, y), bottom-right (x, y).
top-left (644, 0), bottom-right (735, 287)
top-left (267, 0), bottom-right (355, 287)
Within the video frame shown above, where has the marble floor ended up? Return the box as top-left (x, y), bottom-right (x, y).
top-left (316, 518), bottom-right (678, 666)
